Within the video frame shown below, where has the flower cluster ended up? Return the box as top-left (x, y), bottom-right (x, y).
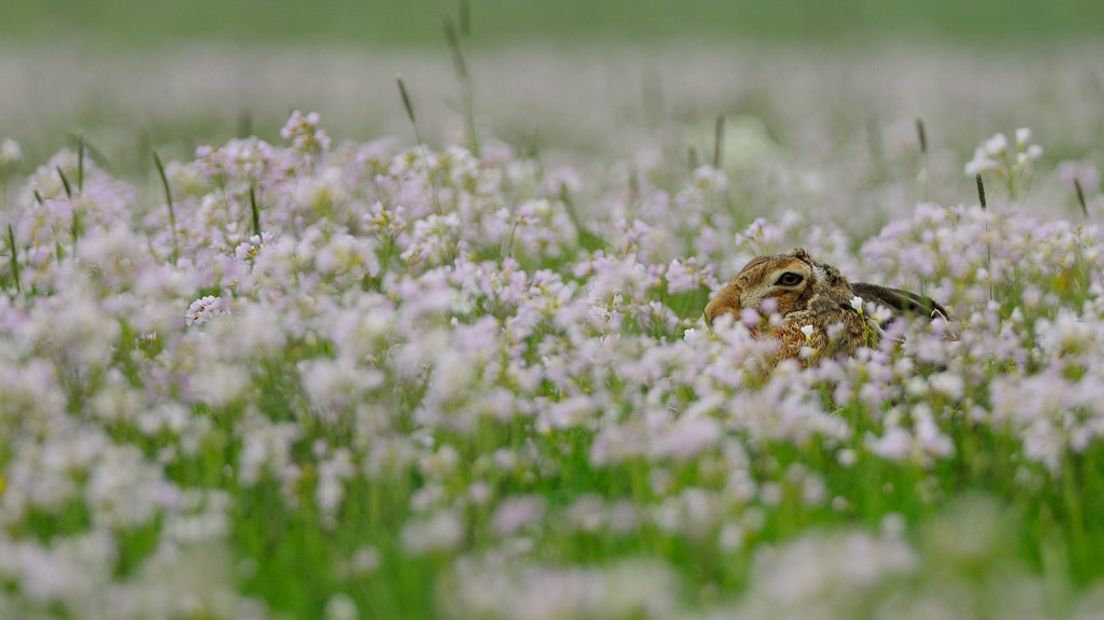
top-left (965, 128), bottom-right (1044, 200)
top-left (0, 114), bottom-right (1101, 618)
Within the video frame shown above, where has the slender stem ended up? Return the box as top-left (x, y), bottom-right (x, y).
top-left (915, 118), bottom-right (929, 201)
top-left (396, 76), bottom-right (444, 215)
top-left (444, 16), bottom-right (479, 157)
top-left (153, 151), bottom-right (180, 265)
top-left (977, 174), bottom-right (993, 303)
top-left (76, 133), bottom-right (85, 193)
top-left (458, 0), bottom-right (471, 36)
top-left (713, 115), bottom-right (725, 169)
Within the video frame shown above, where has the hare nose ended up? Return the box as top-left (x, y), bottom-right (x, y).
top-left (704, 288), bottom-right (742, 327)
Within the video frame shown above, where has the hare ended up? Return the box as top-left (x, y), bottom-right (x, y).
top-left (704, 248), bottom-right (949, 364)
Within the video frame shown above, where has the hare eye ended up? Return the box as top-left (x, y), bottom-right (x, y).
top-left (775, 272), bottom-right (804, 286)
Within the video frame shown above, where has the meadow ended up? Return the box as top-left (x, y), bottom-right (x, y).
top-left (3, 4), bottom-right (1104, 618)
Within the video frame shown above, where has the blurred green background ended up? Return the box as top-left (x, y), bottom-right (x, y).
top-left (2, 0), bottom-right (1102, 182)
top-left (3, 0), bottom-right (1103, 47)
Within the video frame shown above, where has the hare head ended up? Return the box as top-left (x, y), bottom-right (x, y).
top-left (705, 248), bottom-right (949, 363)
top-left (704, 248), bottom-right (853, 324)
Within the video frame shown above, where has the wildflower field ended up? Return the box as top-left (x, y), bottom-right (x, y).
top-left (3, 27), bottom-right (1104, 620)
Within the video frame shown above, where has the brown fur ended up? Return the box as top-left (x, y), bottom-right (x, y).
top-left (705, 248), bottom-right (947, 365)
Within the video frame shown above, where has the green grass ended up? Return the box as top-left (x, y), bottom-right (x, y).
top-left (3, 0), bottom-right (1104, 48)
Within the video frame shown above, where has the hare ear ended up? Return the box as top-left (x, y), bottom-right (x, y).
top-left (788, 248), bottom-right (812, 262)
top-left (852, 282), bottom-right (950, 321)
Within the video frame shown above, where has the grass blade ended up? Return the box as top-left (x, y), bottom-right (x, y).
top-left (76, 133), bottom-right (85, 192)
top-left (68, 132), bottom-right (112, 171)
top-left (916, 117), bottom-right (929, 201)
top-left (713, 115), bottom-right (725, 169)
top-left (396, 76), bottom-right (417, 126)
top-left (559, 183), bottom-right (604, 252)
top-left (70, 209), bottom-right (82, 254)
top-left (250, 184), bottom-right (262, 237)
top-left (976, 173), bottom-right (993, 302)
top-left (238, 109), bottom-right (253, 139)
top-left (396, 77), bottom-right (443, 215)
top-left (6, 224), bottom-right (20, 293)
top-left (56, 166), bottom-right (72, 199)
top-left (458, 0), bottom-right (471, 37)
top-left (1074, 179), bottom-right (1089, 218)
top-left (444, 15), bottom-right (479, 156)
top-left (153, 150), bottom-right (180, 264)
top-left (443, 16), bottom-right (468, 81)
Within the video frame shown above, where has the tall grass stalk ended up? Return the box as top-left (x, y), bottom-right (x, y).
top-left (56, 166), bottom-right (72, 199)
top-left (977, 173), bottom-right (993, 301)
top-left (76, 133), bottom-right (85, 193)
top-left (70, 208), bottom-right (82, 255)
top-left (444, 15), bottom-right (479, 156)
top-left (153, 151), bottom-right (180, 265)
top-left (396, 76), bottom-right (444, 215)
top-left (238, 110), bottom-right (253, 139)
top-left (558, 184), bottom-right (603, 252)
top-left (70, 133), bottom-right (111, 172)
top-left (713, 115), bottom-right (725, 169)
top-left (1074, 179), bottom-right (1089, 218)
top-left (6, 224), bottom-right (20, 294)
top-left (250, 184), bottom-right (262, 237)
top-left (33, 189), bottom-right (65, 260)
top-left (458, 0), bottom-right (471, 36)
top-left (916, 118), bottom-right (929, 201)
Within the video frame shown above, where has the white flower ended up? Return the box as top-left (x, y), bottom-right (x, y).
top-left (491, 495), bottom-right (547, 536)
top-left (234, 234), bottom-right (269, 262)
top-left (401, 510), bottom-right (464, 555)
top-left (965, 152), bottom-right (997, 176)
top-left (966, 128), bottom-right (1042, 180)
top-left (651, 416), bottom-right (721, 461)
top-left (800, 324), bottom-right (815, 339)
top-left (850, 296), bottom-right (864, 312)
top-left (983, 133), bottom-right (1008, 155)
top-left (324, 593), bottom-right (358, 620)
top-left (185, 295), bottom-right (228, 326)
top-left (929, 372), bottom-right (965, 400)
top-left (867, 427), bottom-right (912, 461)
top-left (868, 303), bottom-right (893, 325)
top-left (0, 137), bottom-right (21, 165)
top-left (281, 110), bottom-right (331, 152)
